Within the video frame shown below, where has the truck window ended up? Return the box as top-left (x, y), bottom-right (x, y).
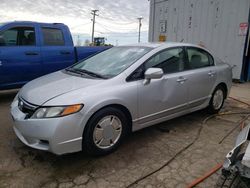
top-left (0, 27), bottom-right (36, 46)
top-left (42, 28), bottom-right (65, 46)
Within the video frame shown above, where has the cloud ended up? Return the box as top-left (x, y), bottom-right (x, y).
top-left (0, 0), bottom-right (149, 34)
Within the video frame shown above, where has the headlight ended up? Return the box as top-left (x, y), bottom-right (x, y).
top-left (31, 104), bottom-right (83, 119)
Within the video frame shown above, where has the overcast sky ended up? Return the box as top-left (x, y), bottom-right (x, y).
top-left (0, 0), bottom-right (150, 45)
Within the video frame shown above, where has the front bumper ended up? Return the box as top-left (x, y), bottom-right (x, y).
top-left (10, 101), bottom-right (85, 155)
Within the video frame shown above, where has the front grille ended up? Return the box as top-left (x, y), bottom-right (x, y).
top-left (18, 98), bottom-right (38, 118)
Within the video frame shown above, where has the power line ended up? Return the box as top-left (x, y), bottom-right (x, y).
top-left (98, 15), bottom-right (136, 25)
top-left (95, 22), bottom-right (114, 32)
top-left (96, 21), bottom-right (137, 33)
top-left (95, 31), bottom-right (147, 40)
top-left (99, 23), bottom-right (138, 30)
top-left (70, 22), bottom-right (92, 29)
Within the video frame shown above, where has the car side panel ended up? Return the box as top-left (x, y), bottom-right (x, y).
top-left (213, 62), bottom-right (232, 97)
top-left (38, 47), bottom-right (232, 138)
top-left (135, 72), bottom-right (189, 128)
top-left (187, 66), bottom-right (218, 108)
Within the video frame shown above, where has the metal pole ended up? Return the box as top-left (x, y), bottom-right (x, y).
top-left (137, 17), bottom-right (143, 43)
top-left (91, 10), bottom-right (99, 45)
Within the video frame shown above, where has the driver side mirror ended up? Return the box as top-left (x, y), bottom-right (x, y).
top-left (143, 68), bottom-right (163, 85)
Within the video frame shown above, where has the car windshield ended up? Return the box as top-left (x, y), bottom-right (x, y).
top-left (71, 46), bottom-right (152, 78)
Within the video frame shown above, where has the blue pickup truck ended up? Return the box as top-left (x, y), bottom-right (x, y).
top-left (0, 21), bottom-right (110, 90)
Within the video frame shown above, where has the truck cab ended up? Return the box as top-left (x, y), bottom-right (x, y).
top-left (0, 21), bottom-right (110, 90)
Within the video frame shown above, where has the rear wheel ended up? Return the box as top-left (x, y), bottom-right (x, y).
top-left (208, 85), bottom-right (225, 114)
top-left (82, 107), bottom-right (128, 156)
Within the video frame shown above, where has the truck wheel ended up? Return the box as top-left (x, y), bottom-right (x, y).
top-left (82, 107), bottom-right (128, 156)
top-left (207, 85), bottom-right (225, 114)
top-left (216, 170), bottom-right (250, 188)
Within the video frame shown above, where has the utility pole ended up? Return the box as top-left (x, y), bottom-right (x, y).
top-left (137, 17), bottom-right (143, 43)
top-left (91, 9), bottom-right (99, 45)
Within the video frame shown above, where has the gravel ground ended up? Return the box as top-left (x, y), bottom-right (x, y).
top-left (0, 84), bottom-right (249, 188)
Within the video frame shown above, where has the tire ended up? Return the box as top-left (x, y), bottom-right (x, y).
top-left (82, 107), bottom-right (129, 156)
top-left (216, 170), bottom-right (250, 188)
top-left (208, 85), bottom-right (226, 114)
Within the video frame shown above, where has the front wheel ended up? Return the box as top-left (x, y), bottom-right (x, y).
top-left (82, 107), bottom-right (128, 156)
top-left (207, 85), bottom-right (225, 114)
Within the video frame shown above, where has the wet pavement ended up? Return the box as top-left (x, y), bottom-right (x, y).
top-left (0, 84), bottom-right (249, 188)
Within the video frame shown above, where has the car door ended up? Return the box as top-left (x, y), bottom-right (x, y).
top-left (0, 24), bottom-right (42, 89)
top-left (185, 47), bottom-right (217, 108)
top-left (40, 26), bottom-right (75, 75)
top-left (134, 47), bottom-right (189, 126)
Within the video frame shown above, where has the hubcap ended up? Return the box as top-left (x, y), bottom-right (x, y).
top-left (93, 115), bottom-right (122, 149)
top-left (213, 89), bottom-right (224, 110)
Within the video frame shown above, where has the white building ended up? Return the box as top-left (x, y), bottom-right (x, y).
top-left (148, 0), bottom-right (250, 81)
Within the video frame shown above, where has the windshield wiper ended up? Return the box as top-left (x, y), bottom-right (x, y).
top-left (65, 67), bottom-right (83, 75)
top-left (65, 67), bottom-right (107, 79)
top-left (77, 69), bottom-right (107, 79)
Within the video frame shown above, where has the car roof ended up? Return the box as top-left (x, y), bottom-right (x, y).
top-left (120, 42), bottom-right (212, 55)
top-left (121, 42), bottom-right (206, 49)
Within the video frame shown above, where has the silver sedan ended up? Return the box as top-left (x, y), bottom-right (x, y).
top-left (10, 42), bottom-right (232, 155)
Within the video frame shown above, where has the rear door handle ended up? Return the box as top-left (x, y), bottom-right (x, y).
top-left (177, 77), bottom-right (187, 83)
top-left (60, 51), bottom-right (71, 55)
top-left (208, 71), bottom-right (216, 77)
top-left (25, 52), bottom-right (39, 55)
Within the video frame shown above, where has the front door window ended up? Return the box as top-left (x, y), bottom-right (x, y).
top-left (0, 27), bottom-right (36, 46)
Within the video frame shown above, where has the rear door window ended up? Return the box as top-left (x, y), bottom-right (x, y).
top-left (186, 48), bottom-right (214, 69)
top-left (42, 28), bottom-right (65, 46)
top-left (0, 27), bottom-right (36, 46)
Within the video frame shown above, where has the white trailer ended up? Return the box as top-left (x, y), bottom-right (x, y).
top-left (148, 0), bottom-right (250, 80)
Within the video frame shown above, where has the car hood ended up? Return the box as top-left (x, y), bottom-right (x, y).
top-left (19, 71), bottom-right (102, 105)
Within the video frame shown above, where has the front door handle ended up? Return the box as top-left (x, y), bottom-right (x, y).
top-left (177, 77), bottom-right (187, 83)
top-left (25, 52), bottom-right (39, 55)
